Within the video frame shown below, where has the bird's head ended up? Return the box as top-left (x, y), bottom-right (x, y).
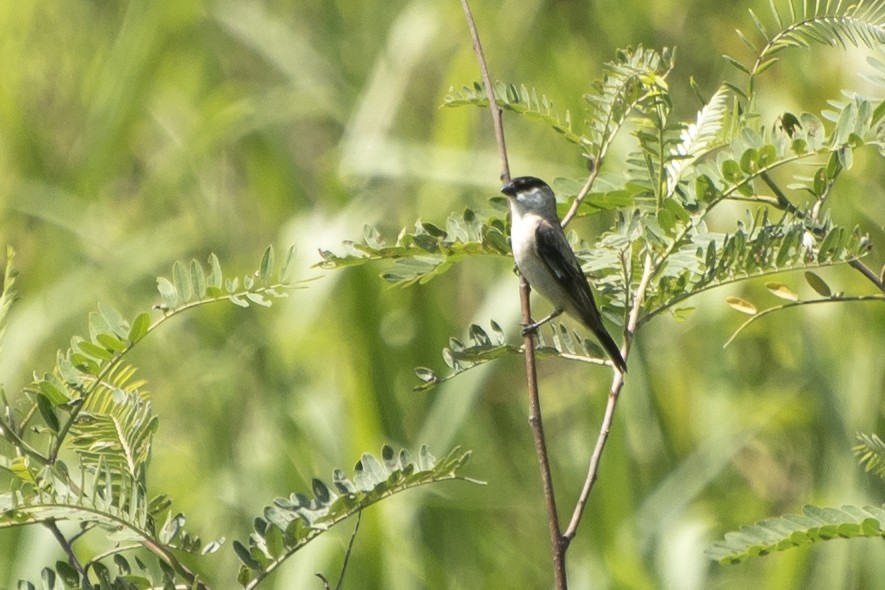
top-left (500, 176), bottom-right (558, 218)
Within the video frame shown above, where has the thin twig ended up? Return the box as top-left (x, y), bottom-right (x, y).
top-left (460, 0), bottom-right (510, 182)
top-left (561, 162), bottom-right (599, 227)
top-left (45, 520), bottom-right (88, 580)
top-left (849, 258), bottom-right (885, 294)
top-left (459, 1), bottom-right (565, 587)
top-left (563, 252), bottom-right (654, 542)
top-left (723, 294), bottom-right (885, 348)
top-left (519, 277), bottom-right (567, 586)
top-left (335, 509), bottom-right (362, 590)
top-left (760, 171), bottom-right (803, 217)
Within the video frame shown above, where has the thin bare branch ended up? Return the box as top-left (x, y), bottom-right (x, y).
top-left (45, 520), bottom-right (88, 580)
top-left (460, 0), bottom-right (510, 182)
top-left (459, 1), bottom-right (563, 586)
top-left (849, 258), bottom-right (885, 294)
top-left (519, 277), bottom-right (567, 586)
top-left (561, 163), bottom-right (599, 227)
top-left (563, 252), bottom-right (654, 542)
top-left (723, 293), bottom-right (885, 347)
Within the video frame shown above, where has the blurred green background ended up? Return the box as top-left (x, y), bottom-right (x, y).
top-left (1, 1), bottom-right (883, 588)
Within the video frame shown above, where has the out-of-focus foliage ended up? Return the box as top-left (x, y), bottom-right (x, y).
top-left (1, 1), bottom-right (884, 589)
top-left (710, 432), bottom-right (885, 565)
top-left (1, 248), bottom-right (474, 588)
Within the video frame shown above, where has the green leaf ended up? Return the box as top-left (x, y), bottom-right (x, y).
top-left (98, 303), bottom-right (128, 339)
top-left (800, 113), bottom-right (825, 150)
top-left (722, 53), bottom-right (751, 74)
top-left (156, 277), bottom-right (178, 308)
top-left (38, 375), bottom-right (71, 405)
top-left (721, 159), bottom-right (743, 183)
top-left (190, 259), bottom-right (207, 299)
top-left (804, 271), bottom-right (832, 297)
top-left (77, 340), bottom-right (114, 361)
top-left (818, 226), bottom-right (845, 262)
top-left (234, 446), bottom-right (478, 586)
top-left (36, 393), bottom-right (60, 432)
top-left (740, 148), bottom-right (760, 174)
top-left (234, 540), bottom-right (261, 570)
top-left (208, 253), bottom-right (223, 289)
top-left (707, 505), bottom-right (885, 564)
top-left (246, 292), bottom-right (271, 307)
top-left (279, 245), bottom-right (296, 283)
top-left (229, 294), bottom-right (249, 308)
top-left (55, 561), bottom-right (80, 587)
top-left (259, 245), bottom-right (274, 286)
top-left (128, 313), bottom-right (151, 343)
top-left (172, 260), bottom-right (192, 303)
top-left (95, 332), bottom-right (126, 353)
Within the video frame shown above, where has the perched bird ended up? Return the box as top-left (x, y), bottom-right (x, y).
top-left (501, 176), bottom-right (627, 373)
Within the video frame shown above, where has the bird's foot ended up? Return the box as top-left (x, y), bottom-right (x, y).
top-left (520, 320), bottom-right (540, 336)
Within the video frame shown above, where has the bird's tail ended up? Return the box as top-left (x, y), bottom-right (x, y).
top-left (594, 326), bottom-right (627, 373)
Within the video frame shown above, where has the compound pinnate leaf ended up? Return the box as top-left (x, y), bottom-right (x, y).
top-left (235, 445), bottom-right (478, 588)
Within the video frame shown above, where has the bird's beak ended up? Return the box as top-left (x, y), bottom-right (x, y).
top-left (500, 180), bottom-right (516, 197)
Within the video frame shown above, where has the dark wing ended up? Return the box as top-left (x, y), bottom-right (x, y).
top-left (533, 220), bottom-right (600, 325)
top-left (535, 220), bottom-right (628, 372)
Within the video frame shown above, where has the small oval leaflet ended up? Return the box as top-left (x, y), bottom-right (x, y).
top-left (765, 282), bottom-right (799, 301)
top-left (804, 271), bottom-right (832, 297)
top-left (725, 296), bottom-right (757, 315)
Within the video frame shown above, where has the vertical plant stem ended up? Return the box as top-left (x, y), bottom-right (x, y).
top-left (459, 0), bottom-right (510, 182)
top-left (459, 1), bottom-right (565, 587)
top-left (519, 277), bottom-right (568, 587)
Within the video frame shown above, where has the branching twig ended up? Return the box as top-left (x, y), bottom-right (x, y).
top-left (315, 509), bottom-right (362, 590)
top-left (45, 520), bottom-right (88, 580)
top-left (760, 171), bottom-right (803, 217)
top-left (563, 252), bottom-right (653, 542)
top-left (723, 294), bottom-right (885, 347)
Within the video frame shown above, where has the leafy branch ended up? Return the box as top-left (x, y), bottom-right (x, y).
top-left (707, 504), bottom-right (885, 564)
top-left (1, 246), bottom-right (297, 589)
top-left (708, 433), bottom-right (885, 564)
top-left (854, 433), bottom-right (885, 478)
top-left (724, 283), bottom-right (885, 347)
top-left (726, 0), bottom-right (885, 97)
top-left (444, 82), bottom-right (582, 146)
top-left (316, 210), bottom-right (510, 286)
top-left (234, 445), bottom-right (478, 589)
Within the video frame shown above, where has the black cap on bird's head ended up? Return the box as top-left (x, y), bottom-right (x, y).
top-left (500, 176), bottom-right (551, 197)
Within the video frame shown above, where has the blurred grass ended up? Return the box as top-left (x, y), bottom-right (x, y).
top-left (1, 1), bottom-right (884, 588)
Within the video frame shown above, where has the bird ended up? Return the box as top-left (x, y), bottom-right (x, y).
top-left (501, 176), bottom-right (627, 373)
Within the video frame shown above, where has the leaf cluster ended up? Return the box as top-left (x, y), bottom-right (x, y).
top-left (724, 0), bottom-right (885, 98)
top-left (234, 445), bottom-right (476, 588)
top-left (1, 247), bottom-right (476, 588)
top-left (708, 433), bottom-right (885, 564)
top-left (410, 36), bottom-right (884, 386)
top-left (316, 208), bottom-right (510, 286)
top-left (0, 248), bottom-right (302, 588)
top-left (707, 504), bottom-right (885, 564)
